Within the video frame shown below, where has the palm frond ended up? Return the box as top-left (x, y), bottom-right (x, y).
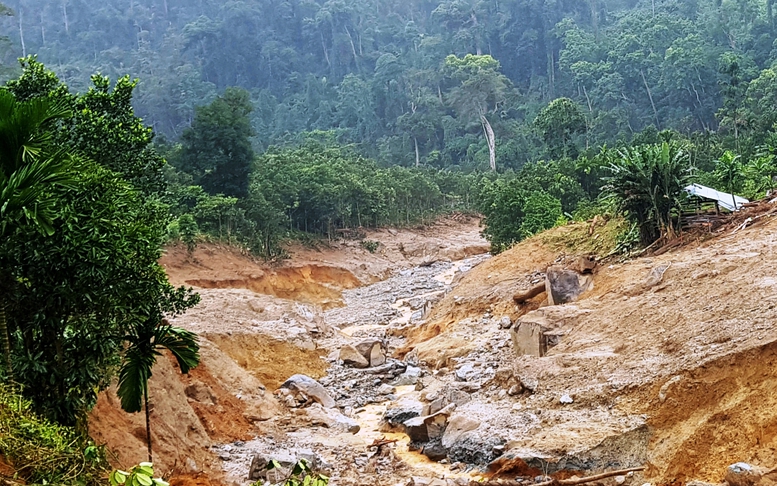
top-left (117, 344), bottom-right (155, 413)
top-left (153, 325), bottom-right (200, 374)
top-left (0, 89), bottom-right (75, 236)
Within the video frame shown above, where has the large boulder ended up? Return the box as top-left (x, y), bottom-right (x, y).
top-left (545, 265), bottom-right (593, 305)
top-left (279, 374), bottom-right (335, 408)
top-left (339, 345), bottom-right (370, 368)
top-left (355, 339), bottom-right (387, 367)
top-left (403, 404), bottom-right (456, 445)
top-left (442, 414), bottom-right (481, 449)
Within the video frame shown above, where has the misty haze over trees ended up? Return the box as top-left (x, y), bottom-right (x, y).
top-left (1, 0), bottom-right (774, 169)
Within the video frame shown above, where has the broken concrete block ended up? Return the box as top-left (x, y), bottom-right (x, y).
top-left (510, 306), bottom-right (589, 357)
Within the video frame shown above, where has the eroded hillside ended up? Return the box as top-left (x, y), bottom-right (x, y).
top-left (88, 211), bottom-right (777, 486)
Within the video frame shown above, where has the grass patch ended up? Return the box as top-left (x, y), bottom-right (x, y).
top-left (0, 384), bottom-right (108, 485)
top-left (537, 215), bottom-right (629, 256)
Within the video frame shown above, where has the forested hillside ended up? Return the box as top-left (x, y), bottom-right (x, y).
top-left (2, 0), bottom-right (775, 170)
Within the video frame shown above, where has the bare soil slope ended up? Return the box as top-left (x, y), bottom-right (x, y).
top-left (402, 212), bottom-right (777, 485)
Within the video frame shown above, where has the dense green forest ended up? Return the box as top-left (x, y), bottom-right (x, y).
top-left (1, 0), bottom-right (776, 169)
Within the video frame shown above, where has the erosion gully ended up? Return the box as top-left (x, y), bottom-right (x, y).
top-left (212, 254), bottom-right (490, 486)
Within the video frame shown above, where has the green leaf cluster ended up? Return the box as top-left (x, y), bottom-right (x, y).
top-left (603, 142), bottom-right (691, 245)
top-left (110, 463), bottom-right (168, 486)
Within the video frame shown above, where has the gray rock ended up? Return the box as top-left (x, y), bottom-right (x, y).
top-left (404, 409), bottom-right (450, 443)
top-left (384, 397), bottom-right (425, 427)
top-left (500, 316), bottom-right (513, 329)
top-left (279, 374), bottom-right (336, 408)
top-left (560, 394), bottom-right (574, 404)
top-left (545, 265), bottom-right (592, 305)
top-left (355, 339), bottom-right (386, 362)
top-left (448, 432), bottom-right (504, 465)
top-left (340, 345), bottom-right (370, 368)
top-left (394, 365), bottom-right (423, 385)
top-left (305, 404), bottom-right (361, 434)
top-left (377, 384), bottom-right (396, 395)
top-left (455, 363), bottom-right (476, 382)
top-left (442, 414), bottom-right (481, 449)
top-left (421, 440), bottom-right (448, 462)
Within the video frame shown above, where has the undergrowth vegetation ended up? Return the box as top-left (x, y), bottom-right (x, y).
top-left (0, 384), bottom-right (108, 485)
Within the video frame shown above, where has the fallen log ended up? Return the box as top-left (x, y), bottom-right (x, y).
top-left (513, 282), bottom-right (547, 304)
top-left (476, 466), bottom-right (646, 486)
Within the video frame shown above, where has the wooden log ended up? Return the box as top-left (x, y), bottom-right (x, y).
top-left (513, 282), bottom-right (547, 304)
top-left (475, 466), bottom-right (646, 486)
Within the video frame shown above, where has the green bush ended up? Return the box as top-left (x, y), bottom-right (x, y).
top-left (360, 240), bottom-right (380, 253)
top-left (252, 459), bottom-right (329, 486)
top-left (0, 384), bottom-right (108, 485)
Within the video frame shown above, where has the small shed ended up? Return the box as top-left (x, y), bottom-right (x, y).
top-left (685, 183), bottom-right (748, 212)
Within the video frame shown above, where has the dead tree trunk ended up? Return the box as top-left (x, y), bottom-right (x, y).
top-left (481, 114), bottom-right (496, 171)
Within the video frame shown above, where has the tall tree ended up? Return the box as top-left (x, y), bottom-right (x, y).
top-left (444, 54), bottom-right (511, 171)
top-left (179, 87), bottom-right (254, 198)
top-left (2, 61), bottom-right (199, 425)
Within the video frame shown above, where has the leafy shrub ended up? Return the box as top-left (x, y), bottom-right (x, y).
top-left (0, 384), bottom-right (108, 485)
top-left (603, 142), bottom-right (690, 245)
top-left (178, 214), bottom-right (199, 253)
top-left (519, 191), bottom-right (564, 239)
top-left (360, 240), bottom-right (380, 253)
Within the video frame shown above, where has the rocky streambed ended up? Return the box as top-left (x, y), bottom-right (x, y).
top-left (209, 255), bottom-right (499, 485)
top-left (209, 253), bottom-right (649, 486)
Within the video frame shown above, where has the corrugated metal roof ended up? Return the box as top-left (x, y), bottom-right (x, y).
top-left (685, 183), bottom-right (749, 211)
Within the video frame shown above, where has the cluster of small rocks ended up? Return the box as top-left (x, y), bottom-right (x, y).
top-left (325, 262), bottom-right (454, 329)
top-left (320, 358), bottom-right (424, 408)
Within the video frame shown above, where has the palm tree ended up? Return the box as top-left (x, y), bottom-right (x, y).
top-left (117, 316), bottom-right (200, 462)
top-left (0, 90), bottom-right (74, 380)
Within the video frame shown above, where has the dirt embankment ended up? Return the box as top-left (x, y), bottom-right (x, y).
top-left (399, 212), bottom-right (777, 485)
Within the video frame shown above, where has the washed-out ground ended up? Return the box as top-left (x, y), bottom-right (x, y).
top-left (88, 210), bottom-right (777, 486)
